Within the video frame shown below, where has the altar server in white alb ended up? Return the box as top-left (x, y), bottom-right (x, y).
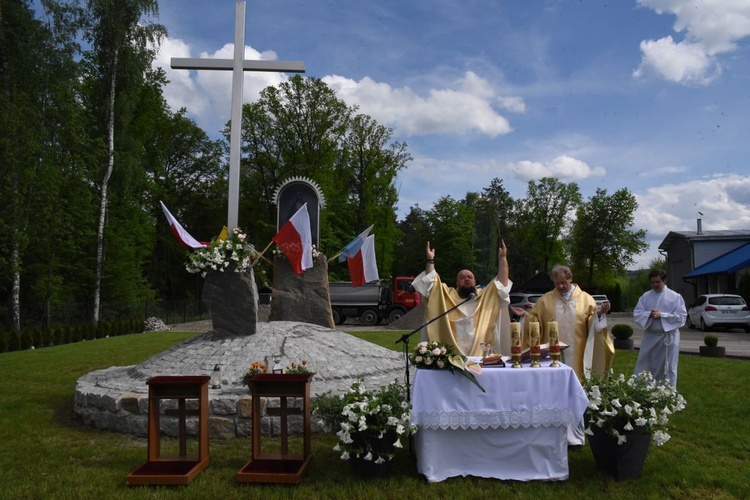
top-left (411, 240), bottom-right (513, 357)
top-left (633, 269), bottom-right (687, 386)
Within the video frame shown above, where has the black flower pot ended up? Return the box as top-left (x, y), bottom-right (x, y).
top-left (588, 424), bottom-right (651, 481)
top-left (348, 430), bottom-right (397, 479)
top-left (613, 338), bottom-right (634, 350)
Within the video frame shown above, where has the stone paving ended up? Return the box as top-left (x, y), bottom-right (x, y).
top-left (74, 320), bottom-right (404, 439)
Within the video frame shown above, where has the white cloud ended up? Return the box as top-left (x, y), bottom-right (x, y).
top-left (633, 36), bottom-right (718, 84)
top-left (153, 37), bottom-right (292, 134)
top-left (635, 0), bottom-right (750, 84)
top-left (323, 71), bottom-right (519, 138)
top-left (509, 155), bottom-right (606, 181)
top-left (635, 173), bottom-right (750, 255)
top-left (638, 165), bottom-right (689, 176)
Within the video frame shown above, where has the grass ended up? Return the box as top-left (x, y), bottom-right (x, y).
top-left (0, 330), bottom-right (748, 499)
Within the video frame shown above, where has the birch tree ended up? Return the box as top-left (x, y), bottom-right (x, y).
top-left (81, 0), bottom-right (163, 323)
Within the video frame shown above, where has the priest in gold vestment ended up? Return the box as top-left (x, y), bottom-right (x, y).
top-left (522, 264), bottom-right (615, 446)
top-left (412, 241), bottom-right (513, 357)
top-left (522, 265), bottom-right (614, 381)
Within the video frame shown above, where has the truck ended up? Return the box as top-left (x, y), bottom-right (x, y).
top-left (328, 276), bottom-right (421, 326)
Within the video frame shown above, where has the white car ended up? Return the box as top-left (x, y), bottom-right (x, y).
top-left (591, 294), bottom-right (609, 307)
top-left (509, 292), bottom-right (543, 321)
top-left (687, 294), bottom-right (750, 332)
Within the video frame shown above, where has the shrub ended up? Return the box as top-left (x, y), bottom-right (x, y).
top-left (704, 335), bottom-right (719, 347)
top-left (611, 324), bottom-right (634, 340)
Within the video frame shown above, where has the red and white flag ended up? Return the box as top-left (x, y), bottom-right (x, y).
top-left (348, 234), bottom-right (379, 287)
top-left (159, 201), bottom-right (209, 249)
top-left (272, 203), bottom-right (313, 274)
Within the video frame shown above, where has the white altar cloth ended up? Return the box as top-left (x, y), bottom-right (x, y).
top-left (411, 362), bottom-right (588, 482)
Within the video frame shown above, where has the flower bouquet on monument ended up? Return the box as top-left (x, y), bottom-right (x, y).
top-left (409, 341), bottom-right (485, 392)
top-left (583, 370), bottom-right (686, 480)
top-left (313, 379), bottom-right (416, 477)
top-left (185, 227), bottom-right (258, 277)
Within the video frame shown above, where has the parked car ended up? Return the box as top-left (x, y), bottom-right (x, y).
top-left (509, 292), bottom-right (543, 321)
top-left (591, 294), bottom-right (609, 307)
top-left (687, 294), bottom-right (750, 332)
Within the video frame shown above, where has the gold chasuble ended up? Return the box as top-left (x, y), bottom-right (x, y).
top-left (421, 273), bottom-right (506, 357)
top-left (523, 286), bottom-right (614, 382)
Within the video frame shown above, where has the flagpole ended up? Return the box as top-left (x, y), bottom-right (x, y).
top-left (327, 248), bottom-right (346, 263)
top-left (250, 240), bottom-right (275, 268)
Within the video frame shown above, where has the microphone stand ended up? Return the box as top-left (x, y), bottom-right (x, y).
top-left (395, 293), bottom-right (475, 403)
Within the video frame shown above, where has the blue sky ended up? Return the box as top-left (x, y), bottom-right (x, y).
top-left (146, 1), bottom-right (750, 267)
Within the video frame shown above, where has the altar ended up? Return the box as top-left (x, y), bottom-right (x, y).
top-left (410, 362), bottom-right (589, 482)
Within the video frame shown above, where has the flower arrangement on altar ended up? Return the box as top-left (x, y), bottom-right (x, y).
top-left (186, 227), bottom-right (258, 277)
top-left (241, 361), bottom-right (268, 386)
top-left (409, 340), bottom-right (454, 368)
top-left (409, 340), bottom-right (485, 392)
top-left (584, 370), bottom-right (686, 446)
top-left (313, 379), bottom-right (415, 464)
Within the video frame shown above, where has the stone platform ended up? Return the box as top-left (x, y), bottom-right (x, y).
top-left (73, 321), bottom-right (404, 438)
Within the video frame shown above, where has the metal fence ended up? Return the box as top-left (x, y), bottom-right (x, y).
top-left (3, 299), bottom-right (210, 331)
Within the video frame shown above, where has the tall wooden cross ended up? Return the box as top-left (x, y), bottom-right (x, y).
top-left (171, 1), bottom-right (305, 231)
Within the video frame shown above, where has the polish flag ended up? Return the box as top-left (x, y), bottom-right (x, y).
top-left (159, 201), bottom-right (209, 249)
top-left (347, 234), bottom-right (379, 287)
top-left (272, 203), bottom-right (313, 274)
top-left (338, 224), bottom-right (374, 262)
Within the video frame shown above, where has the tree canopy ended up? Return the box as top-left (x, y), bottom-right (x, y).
top-left (0, 2), bottom-right (651, 331)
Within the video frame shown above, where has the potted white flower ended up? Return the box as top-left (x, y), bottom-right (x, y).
top-left (313, 379), bottom-right (415, 478)
top-left (583, 370), bottom-right (686, 481)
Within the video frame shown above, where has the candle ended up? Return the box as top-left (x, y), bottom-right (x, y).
top-left (547, 321), bottom-right (559, 350)
top-left (529, 322), bottom-right (540, 354)
top-left (548, 321), bottom-right (559, 354)
top-left (510, 323), bottom-right (521, 354)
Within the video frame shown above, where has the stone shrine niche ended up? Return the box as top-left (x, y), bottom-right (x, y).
top-left (274, 177), bottom-right (325, 249)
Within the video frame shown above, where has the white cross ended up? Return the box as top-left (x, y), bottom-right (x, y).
top-left (171, 1), bottom-right (305, 231)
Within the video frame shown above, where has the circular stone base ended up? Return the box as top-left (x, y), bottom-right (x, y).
top-left (73, 321), bottom-right (404, 438)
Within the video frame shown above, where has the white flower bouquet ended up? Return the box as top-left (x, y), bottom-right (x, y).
top-left (584, 370), bottom-right (686, 446)
top-left (409, 340), bottom-right (485, 392)
top-left (185, 227), bottom-right (257, 277)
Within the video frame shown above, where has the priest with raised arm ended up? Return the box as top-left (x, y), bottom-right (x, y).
top-left (411, 240), bottom-right (513, 357)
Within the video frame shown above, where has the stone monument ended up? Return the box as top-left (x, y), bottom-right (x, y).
top-left (270, 177), bottom-right (334, 328)
top-left (73, 6), bottom-right (402, 441)
top-left (202, 264), bottom-right (259, 337)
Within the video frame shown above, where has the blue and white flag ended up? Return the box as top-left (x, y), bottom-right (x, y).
top-left (338, 224), bottom-right (374, 262)
top-left (348, 234), bottom-right (379, 287)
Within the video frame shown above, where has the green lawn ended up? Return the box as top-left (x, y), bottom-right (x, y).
top-left (0, 330), bottom-right (747, 499)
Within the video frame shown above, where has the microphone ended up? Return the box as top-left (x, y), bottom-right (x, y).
top-left (395, 290), bottom-right (479, 403)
